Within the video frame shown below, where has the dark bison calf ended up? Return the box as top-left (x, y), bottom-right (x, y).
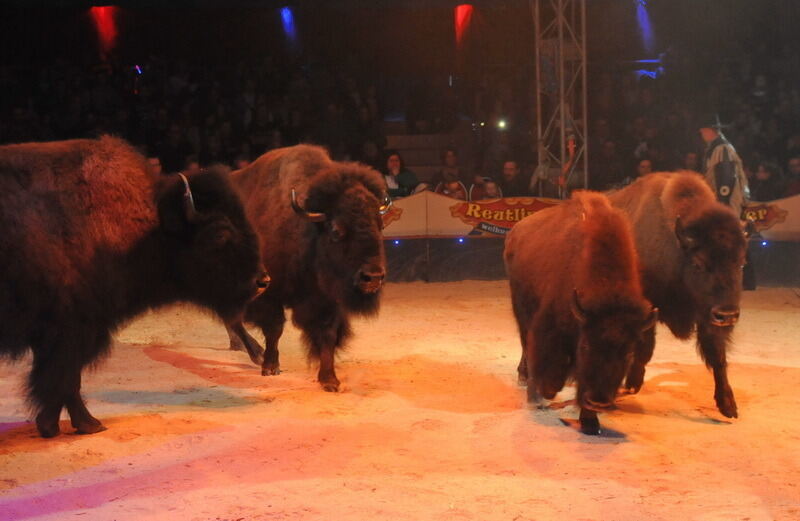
top-left (608, 172), bottom-right (746, 418)
top-left (0, 136), bottom-right (268, 437)
top-left (505, 192), bottom-right (657, 434)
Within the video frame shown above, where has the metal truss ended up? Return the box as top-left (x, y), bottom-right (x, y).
top-left (531, 0), bottom-right (588, 197)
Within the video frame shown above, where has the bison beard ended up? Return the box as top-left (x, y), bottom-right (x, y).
top-left (607, 172), bottom-right (746, 418)
top-left (0, 136), bottom-right (266, 438)
top-left (505, 191), bottom-right (656, 435)
top-left (227, 145), bottom-right (387, 392)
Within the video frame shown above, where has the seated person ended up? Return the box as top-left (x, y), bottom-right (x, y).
top-left (382, 150), bottom-right (419, 198)
top-left (749, 162), bottom-right (785, 201)
top-left (434, 171), bottom-right (468, 200)
top-left (469, 178), bottom-right (503, 200)
top-left (498, 159), bottom-right (530, 197)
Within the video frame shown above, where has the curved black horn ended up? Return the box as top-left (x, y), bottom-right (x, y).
top-left (177, 173), bottom-right (198, 222)
top-left (570, 288), bottom-right (587, 324)
top-left (378, 193), bottom-right (393, 216)
top-left (291, 188), bottom-right (326, 222)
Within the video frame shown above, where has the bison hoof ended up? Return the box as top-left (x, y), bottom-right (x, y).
top-left (715, 392), bottom-right (738, 419)
top-left (321, 381), bottom-right (340, 392)
top-left (229, 338), bottom-right (246, 352)
top-left (261, 363), bottom-right (281, 376)
top-left (35, 417), bottom-right (61, 438)
top-left (579, 417), bottom-right (601, 436)
top-left (73, 418), bottom-right (107, 435)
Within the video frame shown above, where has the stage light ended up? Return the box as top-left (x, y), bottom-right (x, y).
top-left (455, 4), bottom-right (473, 49)
top-left (635, 0), bottom-right (655, 54)
top-left (761, 240), bottom-right (768, 247)
top-left (134, 65), bottom-right (142, 75)
top-left (497, 119), bottom-right (507, 129)
top-left (457, 238), bottom-right (465, 244)
top-left (89, 6), bottom-right (118, 57)
top-left (280, 7), bottom-right (298, 48)
top-left (393, 240), bottom-right (401, 246)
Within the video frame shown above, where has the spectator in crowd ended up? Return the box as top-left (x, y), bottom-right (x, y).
top-left (382, 150), bottom-right (419, 198)
top-left (498, 159), bottom-right (529, 197)
top-left (431, 147), bottom-right (469, 187)
top-left (182, 155), bottom-right (201, 176)
top-left (590, 139), bottom-right (625, 190)
top-left (233, 154), bottom-right (251, 170)
top-left (749, 162), bottom-right (785, 201)
top-left (636, 157), bottom-right (653, 178)
top-left (434, 173), bottom-right (468, 200)
top-left (469, 178), bottom-right (502, 201)
top-left (785, 155), bottom-right (800, 197)
top-left (682, 151), bottom-right (701, 173)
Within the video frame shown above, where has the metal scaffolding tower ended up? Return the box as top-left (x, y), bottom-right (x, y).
top-left (531, 0), bottom-right (588, 197)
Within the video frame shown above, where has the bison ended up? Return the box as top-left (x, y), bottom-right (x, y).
top-left (505, 191), bottom-right (657, 435)
top-left (607, 172), bottom-right (746, 418)
top-left (0, 136), bottom-right (268, 438)
top-left (226, 145), bottom-right (390, 392)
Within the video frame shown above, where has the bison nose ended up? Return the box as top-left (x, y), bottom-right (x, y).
top-left (253, 269), bottom-right (270, 297)
top-left (357, 267), bottom-right (385, 293)
top-left (710, 306), bottom-right (739, 327)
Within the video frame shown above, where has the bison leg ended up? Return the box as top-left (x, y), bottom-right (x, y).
top-left (28, 349), bottom-right (66, 438)
top-left (517, 351), bottom-right (528, 386)
top-left (225, 322), bottom-right (265, 366)
top-left (697, 323), bottom-right (738, 418)
top-left (624, 325), bottom-right (656, 394)
top-left (523, 330), bottom-right (546, 407)
top-left (294, 303), bottom-right (349, 392)
top-left (259, 306), bottom-right (286, 377)
top-left (578, 408), bottom-right (601, 436)
top-left (60, 369), bottom-right (105, 435)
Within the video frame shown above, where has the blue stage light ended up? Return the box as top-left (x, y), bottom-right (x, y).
top-left (761, 240), bottom-right (768, 247)
top-left (635, 1), bottom-right (655, 54)
top-left (457, 238), bottom-right (465, 244)
top-left (393, 240), bottom-right (400, 246)
top-left (280, 7), bottom-right (297, 46)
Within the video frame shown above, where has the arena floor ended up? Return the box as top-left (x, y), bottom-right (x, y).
top-left (1, 281), bottom-right (799, 521)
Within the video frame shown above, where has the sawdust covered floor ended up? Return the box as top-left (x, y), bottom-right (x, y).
top-left (1, 282), bottom-right (799, 521)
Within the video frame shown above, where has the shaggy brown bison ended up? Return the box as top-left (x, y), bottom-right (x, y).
top-left (227, 145), bottom-right (390, 392)
top-left (505, 191), bottom-right (657, 435)
top-left (0, 136), bottom-right (268, 438)
top-left (607, 172), bottom-right (746, 418)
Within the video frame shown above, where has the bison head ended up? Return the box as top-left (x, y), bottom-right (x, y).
top-left (572, 290), bottom-right (658, 411)
top-left (675, 211), bottom-right (746, 328)
top-left (157, 169), bottom-right (268, 324)
top-left (291, 164), bottom-right (388, 314)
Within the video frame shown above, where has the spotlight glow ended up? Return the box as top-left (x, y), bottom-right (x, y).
top-left (393, 240), bottom-right (401, 246)
top-left (458, 238), bottom-right (465, 244)
top-left (280, 7), bottom-right (298, 48)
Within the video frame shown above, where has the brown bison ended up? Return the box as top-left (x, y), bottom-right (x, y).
top-left (607, 172), bottom-right (746, 418)
top-left (505, 191), bottom-right (657, 435)
top-left (226, 145), bottom-right (390, 391)
top-left (0, 136), bottom-right (268, 438)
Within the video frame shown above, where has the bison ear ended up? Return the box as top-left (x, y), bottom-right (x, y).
top-left (674, 217), bottom-right (696, 251)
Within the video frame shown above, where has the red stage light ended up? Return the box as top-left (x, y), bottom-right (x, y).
top-left (90, 6), bottom-right (118, 57)
top-left (455, 4), bottom-right (473, 48)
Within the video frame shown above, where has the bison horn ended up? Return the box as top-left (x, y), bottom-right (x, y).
top-left (378, 193), bottom-right (393, 216)
top-left (177, 173), bottom-right (198, 222)
top-left (571, 289), bottom-right (588, 324)
top-left (291, 188), bottom-right (326, 222)
top-left (642, 306), bottom-right (659, 331)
